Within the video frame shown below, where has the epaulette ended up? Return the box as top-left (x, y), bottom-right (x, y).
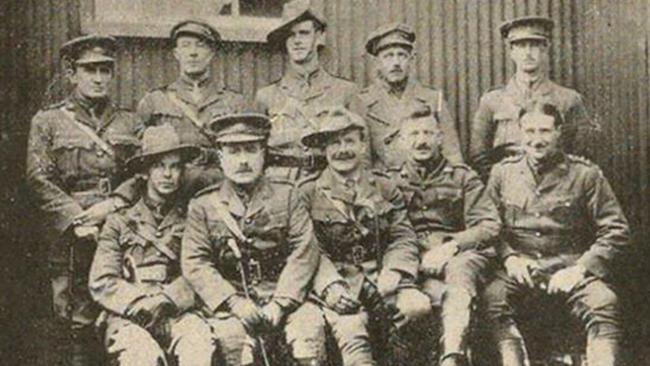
top-left (151, 83), bottom-right (171, 93)
top-left (370, 168), bottom-right (390, 178)
top-left (193, 181), bottom-right (223, 198)
top-left (449, 162), bottom-right (472, 172)
top-left (566, 154), bottom-right (593, 166)
top-left (486, 84), bottom-right (504, 93)
top-left (42, 100), bottom-right (66, 111)
top-left (268, 176), bottom-right (295, 187)
top-left (358, 86), bottom-right (372, 95)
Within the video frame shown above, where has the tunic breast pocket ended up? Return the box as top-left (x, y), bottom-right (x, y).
top-left (502, 198), bottom-right (525, 226)
top-left (206, 219), bottom-right (231, 246)
top-left (425, 188), bottom-right (463, 222)
top-left (546, 196), bottom-right (578, 224)
top-left (52, 137), bottom-right (94, 179)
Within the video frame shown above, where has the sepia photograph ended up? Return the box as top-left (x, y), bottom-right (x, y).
top-left (1, 1), bottom-right (649, 365)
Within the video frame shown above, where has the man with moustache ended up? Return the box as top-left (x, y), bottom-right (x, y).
top-left (387, 106), bottom-right (500, 366)
top-left (256, 0), bottom-right (359, 180)
top-left (350, 23), bottom-right (463, 169)
top-left (470, 16), bottom-right (594, 179)
top-left (112, 20), bottom-right (246, 205)
top-left (182, 112), bottom-right (323, 366)
top-left (26, 35), bottom-right (139, 366)
top-left (482, 102), bottom-right (628, 366)
top-left (299, 108), bottom-right (433, 366)
top-left (89, 125), bottom-right (216, 366)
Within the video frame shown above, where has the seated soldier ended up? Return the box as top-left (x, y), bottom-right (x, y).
top-left (181, 112), bottom-right (323, 366)
top-left (89, 125), bottom-right (216, 365)
top-left (482, 102), bottom-right (629, 366)
top-left (299, 108), bottom-right (433, 366)
top-left (388, 106), bottom-right (501, 366)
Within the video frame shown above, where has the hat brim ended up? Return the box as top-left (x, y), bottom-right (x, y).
top-left (368, 40), bottom-right (414, 56)
top-left (208, 113), bottom-right (270, 134)
top-left (75, 55), bottom-right (115, 65)
top-left (126, 145), bottom-right (201, 173)
top-left (267, 11), bottom-right (326, 45)
top-left (507, 35), bottom-right (549, 43)
top-left (215, 134), bottom-right (267, 144)
top-left (302, 125), bottom-right (363, 148)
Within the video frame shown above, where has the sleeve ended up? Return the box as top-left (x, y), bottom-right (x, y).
top-left (88, 214), bottom-right (148, 315)
top-left (469, 94), bottom-right (496, 176)
top-left (381, 185), bottom-right (421, 279)
top-left (437, 92), bottom-right (464, 164)
top-left (451, 169), bottom-right (501, 251)
top-left (567, 94), bottom-right (599, 159)
top-left (181, 199), bottom-right (237, 313)
top-left (274, 187), bottom-right (321, 305)
top-left (161, 276), bottom-right (196, 313)
top-left (483, 165), bottom-right (516, 260)
top-left (576, 169), bottom-right (630, 279)
top-left (25, 112), bottom-right (83, 238)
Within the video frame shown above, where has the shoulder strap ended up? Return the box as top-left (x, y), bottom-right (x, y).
top-left (60, 107), bottom-right (115, 158)
top-left (166, 91), bottom-right (204, 129)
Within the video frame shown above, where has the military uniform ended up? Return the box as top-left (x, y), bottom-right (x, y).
top-left (112, 20), bottom-right (247, 204)
top-left (482, 153), bottom-right (629, 366)
top-left (256, 1), bottom-right (359, 180)
top-left (89, 199), bottom-right (214, 365)
top-left (182, 112), bottom-right (322, 365)
top-left (350, 23), bottom-right (464, 169)
top-left (25, 35), bottom-right (138, 365)
top-left (388, 157), bottom-right (500, 363)
top-left (469, 16), bottom-right (594, 178)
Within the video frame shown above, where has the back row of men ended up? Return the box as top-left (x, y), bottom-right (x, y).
top-left (26, 1), bottom-right (628, 366)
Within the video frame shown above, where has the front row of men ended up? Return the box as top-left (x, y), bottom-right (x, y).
top-left (87, 100), bottom-right (627, 366)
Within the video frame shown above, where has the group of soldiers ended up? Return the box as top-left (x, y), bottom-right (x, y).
top-left (26, 1), bottom-right (630, 366)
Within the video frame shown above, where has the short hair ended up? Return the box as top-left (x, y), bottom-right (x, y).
top-left (518, 101), bottom-right (565, 128)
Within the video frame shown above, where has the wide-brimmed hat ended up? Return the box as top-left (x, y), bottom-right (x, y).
top-left (60, 34), bottom-right (116, 66)
top-left (170, 20), bottom-right (220, 45)
top-left (302, 108), bottom-right (366, 148)
top-left (499, 16), bottom-right (554, 43)
top-left (208, 113), bottom-right (271, 144)
top-left (266, 0), bottom-right (327, 45)
top-left (365, 22), bottom-right (415, 56)
top-left (126, 125), bottom-right (200, 173)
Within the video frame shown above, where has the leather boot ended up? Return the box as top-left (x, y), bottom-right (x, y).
top-left (440, 353), bottom-right (467, 366)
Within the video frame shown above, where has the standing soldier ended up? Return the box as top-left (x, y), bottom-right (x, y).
top-left (482, 102), bottom-right (628, 366)
top-left (470, 16), bottom-right (595, 179)
top-left (181, 112), bottom-right (323, 366)
top-left (112, 19), bottom-right (246, 204)
top-left (26, 35), bottom-right (139, 365)
top-left (299, 108), bottom-right (433, 366)
top-left (351, 23), bottom-right (463, 169)
top-left (387, 106), bottom-right (500, 366)
top-left (89, 125), bottom-right (216, 365)
top-left (256, 0), bottom-right (359, 180)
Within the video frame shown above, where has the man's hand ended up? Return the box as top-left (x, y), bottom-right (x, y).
top-left (324, 282), bottom-right (360, 314)
top-left (547, 265), bottom-right (587, 295)
top-left (421, 241), bottom-right (459, 277)
top-left (504, 256), bottom-right (540, 288)
top-left (73, 197), bottom-right (125, 227)
top-left (377, 270), bottom-right (402, 298)
top-left (73, 225), bottom-right (99, 241)
top-left (126, 294), bottom-right (175, 329)
top-left (228, 296), bottom-right (265, 333)
top-left (261, 301), bottom-right (285, 329)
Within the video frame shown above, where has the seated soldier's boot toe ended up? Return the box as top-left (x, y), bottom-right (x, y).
top-left (440, 353), bottom-right (468, 366)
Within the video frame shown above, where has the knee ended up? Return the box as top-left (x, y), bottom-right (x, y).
top-left (332, 312), bottom-right (369, 344)
top-left (208, 316), bottom-right (247, 364)
top-left (174, 317), bottom-right (216, 360)
top-left (481, 277), bottom-right (511, 321)
top-left (396, 289), bottom-right (431, 320)
top-left (285, 303), bottom-right (327, 360)
top-left (576, 280), bottom-right (621, 328)
top-left (442, 286), bottom-right (473, 309)
top-left (108, 324), bottom-right (164, 365)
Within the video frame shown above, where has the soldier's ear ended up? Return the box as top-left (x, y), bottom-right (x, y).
top-left (316, 30), bottom-right (326, 49)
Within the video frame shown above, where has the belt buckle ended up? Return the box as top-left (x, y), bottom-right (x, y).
top-left (351, 245), bottom-right (366, 265)
top-left (248, 258), bottom-right (262, 285)
top-left (98, 178), bottom-right (111, 195)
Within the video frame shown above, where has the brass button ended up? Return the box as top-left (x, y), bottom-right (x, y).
top-left (155, 231), bottom-right (163, 238)
top-left (245, 218), bottom-right (252, 225)
top-left (535, 232), bottom-right (541, 237)
top-left (535, 212), bottom-right (541, 218)
top-left (96, 150), bottom-right (104, 157)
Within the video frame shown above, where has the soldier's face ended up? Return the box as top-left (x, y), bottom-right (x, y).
top-left (286, 20), bottom-right (323, 64)
top-left (147, 152), bottom-right (183, 198)
top-left (219, 141), bottom-right (266, 185)
top-left (509, 39), bottom-right (548, 73)
top-left (174, 35), bottom-right (214, 76)
top-left (377, 46), bottom-right (412, 83)
top-left (400, 117), bottom-right (442, 162)
top-left (70, 63), bottom-right (114, 99)
top-left (520, 112), bottom-right (561, 161)
top-left (325, 129), bottom-right (364, 175)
